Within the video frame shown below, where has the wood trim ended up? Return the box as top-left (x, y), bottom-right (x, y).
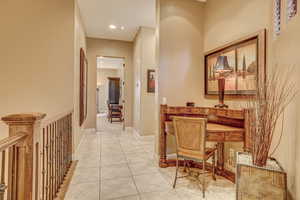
top-left (54, 161), bottom-right (78, 200)
top-left (107, 77), bottom-right (121, 80)
top-left (2, 113), bottom-right (46, 124)
top-left (41, 110), bottom-right (73, 127)
top-left (0, 134), bottom-right (27, 152)
top-left (79, 48), bottom-right (88, 126)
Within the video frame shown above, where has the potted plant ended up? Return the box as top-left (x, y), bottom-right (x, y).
top-left (236, 67), bottom-right (297, 200)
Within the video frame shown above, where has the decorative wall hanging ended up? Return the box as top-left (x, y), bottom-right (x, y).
top-left (204, 30), bottom-right (266, 97)
top-left (79, 48), bottom-right (88, 126)
top-left (147, 69), bottom-right (156, 93)
top-left (287, 0), bottom-right (297, 20)
top-left (274, 0), bottom-right (282, 35)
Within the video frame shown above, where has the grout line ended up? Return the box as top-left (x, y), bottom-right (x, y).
top-left (118, 130), bottom-right (142, 197)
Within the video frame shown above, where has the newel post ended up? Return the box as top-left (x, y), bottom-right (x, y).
top-left (2, 113), bottom-right (46, 200)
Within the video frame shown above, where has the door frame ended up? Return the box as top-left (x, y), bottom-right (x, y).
top-left (96, 55), bottom-right (126, 131)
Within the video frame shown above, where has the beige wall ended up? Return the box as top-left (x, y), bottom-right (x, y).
top-left (74, 0), bottom-right (87, 149)
top-left (159, 0), bottom-right (205, 106)
top-left (269, 7), bottom-right (300, 199)
top-left (133, 31), bottom-right (142, 132)
top-left (0, 0), bottom-right (75, 139)
top-left (133, 27), bottom-right (157, 136)
top-left (86, 38), bottom-right (134, 128)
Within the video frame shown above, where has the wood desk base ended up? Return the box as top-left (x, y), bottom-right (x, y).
top-left (159, 105), bottom-right (251, 184)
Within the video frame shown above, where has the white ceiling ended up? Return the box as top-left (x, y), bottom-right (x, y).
top-left (77, 0), bottom-right (156, 41)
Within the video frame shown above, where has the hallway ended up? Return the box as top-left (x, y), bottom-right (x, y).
top-left (65, 116), bottom-right (235, 200)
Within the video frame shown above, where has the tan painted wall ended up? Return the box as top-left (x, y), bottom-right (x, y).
top-left (159, 0), bottom-right (205, 107)
top-left (0, 0), bottom-right (75, 139)
top-left (269, 8), bottom-right (300, 199)
top-left (86, 38), bottom-right (134, 128)
top-left (133, 30), bottom-right (142, 132)
top-left (74, 0), bottom-right (87, 149)
top-left (133, 27), bottom-right (157, 136)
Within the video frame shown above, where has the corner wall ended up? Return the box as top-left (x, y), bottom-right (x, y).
top-left (0, 0), bottom-right (75, 139)
top-left (133, 27), bottom-right (157, 136)
top-left (74, 0), bottom-right (87, 149)
top-left (159, 0), bottom-right (205, 106)
top-left (85, 38), bottom-right (134, 128)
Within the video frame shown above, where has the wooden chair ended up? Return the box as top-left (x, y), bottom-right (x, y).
top-left (107, 101), bottom-right (123, 123)
top-left (172, 117), bottom-right (217, 198)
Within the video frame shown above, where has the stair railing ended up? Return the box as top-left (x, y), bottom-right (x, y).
top-left (0, 111), bottom-right (74, 200)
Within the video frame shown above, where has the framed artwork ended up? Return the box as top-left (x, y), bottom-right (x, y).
top-left (147, 69), bottom-right (156, 93)
top-left (287, 0), bottom-right (297, 20)
top-left (204, 30), bottom-right (266, 97)
top-left (79, 48), bottom-right (88, 126)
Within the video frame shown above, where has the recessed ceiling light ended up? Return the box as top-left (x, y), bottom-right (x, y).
top-left (109, 24), bottom-right (117, 29)
top-left (120, 26), bottom-right (125, 30)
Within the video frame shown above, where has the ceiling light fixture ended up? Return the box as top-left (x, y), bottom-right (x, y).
top-left (120, 26), bottom-right (125, 30)
top-left (109, 24), bottom-right (117, 29)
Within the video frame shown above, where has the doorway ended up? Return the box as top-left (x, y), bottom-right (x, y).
top-left (96, 56), bottom-right (125, 131)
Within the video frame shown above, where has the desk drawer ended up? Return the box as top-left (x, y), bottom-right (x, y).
top-left (225, 132), bottom-right (244, 142)
top-left (207, 132), bottom-right (224, 142)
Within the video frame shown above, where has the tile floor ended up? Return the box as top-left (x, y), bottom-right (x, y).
top-left (65, 116), bottom-right (235, 200)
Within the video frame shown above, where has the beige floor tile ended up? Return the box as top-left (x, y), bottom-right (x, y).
top-left (67, 116), bottom-right (235, 200)
top-left (122, 145), bottom-right (146, 154)
top-left (76, 156), bottom-right (100, 168)
top-left (128, 161), bottom-right (159, 175)
top-left (113, 195), bottom-right (141, 200)
top-left (101, 163), bottom-right (132, 180)
top-left (134, 173), bottom-right (172, 193)
top-left (75, 150), bottom-right (100, 160)
top-left (65, 181), bottom-right (99, 200)
top-left (125, 152), bottom-right (153, 164)
top-left (101, 153), bottom-right (127, 165)
top-left (101, 145), bottom-right (123, 154)
top-left (101, 177), bottom-right (138, 200)
top-left (140, 190), bottom-right (181, 200)
top-left (71, 167), bottom-right (99, 184)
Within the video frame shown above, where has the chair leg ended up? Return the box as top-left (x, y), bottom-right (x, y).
top-left (212, 152), bottom-right (216, 181)
top-left (202, 161), bottom-right (206, 198)
top-left (173, 157), bottom-right (179, 188)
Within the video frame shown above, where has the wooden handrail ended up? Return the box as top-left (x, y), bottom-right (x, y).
top-left (0, 133), bottom-right (27, 152)
top-left (41, 109), bottom-right (73, 127)
top-left (0, 111), bottom-right (74, 200)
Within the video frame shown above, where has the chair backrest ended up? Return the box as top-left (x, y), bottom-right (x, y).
top-left (173, 117), bottom-right (207, 159)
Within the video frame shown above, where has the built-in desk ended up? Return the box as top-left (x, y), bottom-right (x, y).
top-left (160, 105), bottom-right (252, 182)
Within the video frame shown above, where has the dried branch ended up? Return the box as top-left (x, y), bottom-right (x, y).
top-left (246, 66), bottom-right (297, 167)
